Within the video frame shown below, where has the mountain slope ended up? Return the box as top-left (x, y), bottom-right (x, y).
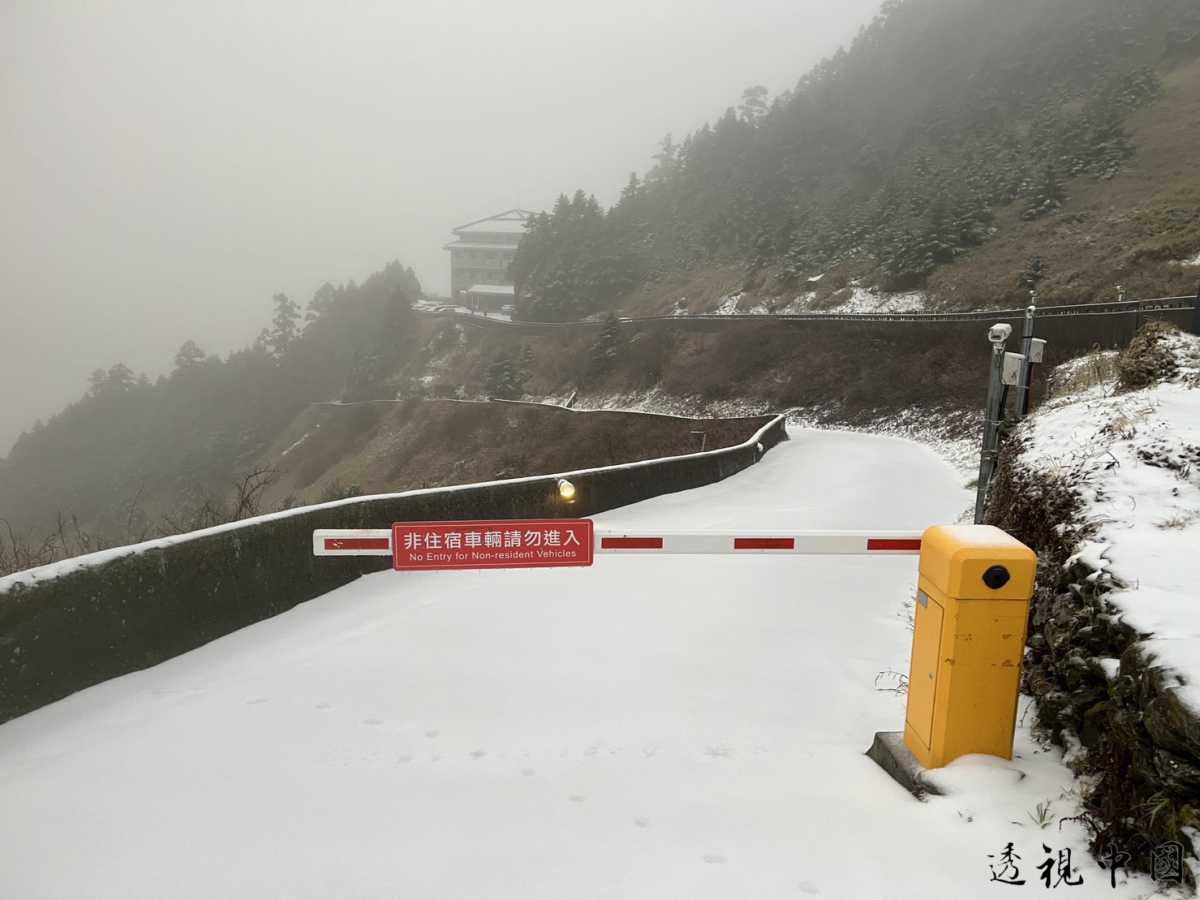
top-left (511, 0), bottom-right (1200, 320)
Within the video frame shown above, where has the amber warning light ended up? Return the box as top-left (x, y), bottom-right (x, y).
top-left (391, 519), bottom-right (594, 572)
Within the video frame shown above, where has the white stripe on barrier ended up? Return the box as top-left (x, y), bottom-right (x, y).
top-left (312, 529), bottom-right (923, 557)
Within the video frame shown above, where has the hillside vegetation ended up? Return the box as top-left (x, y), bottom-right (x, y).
top-left (8, 0), bottom-right (1200, 572)
top-left (511, 0), bottom-right (1200, 320)
top-left (254, 401), bottom-right (770, 513)
top-left (0, 263), bottom-right (422, 544)
top-left (0, 253), bottom-right (780, 574)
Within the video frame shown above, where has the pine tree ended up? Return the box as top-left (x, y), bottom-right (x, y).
top-left (306, 282), bottom-right (337, 322)
top-left (173, 340), bottom-right (205, 372)
top-left (738, 85), bottom-right (769, 125)
top-left (1018, 256), bottom-right (1045, 293)
top-left (484, 354), bottom-right (523, 399)
top-left (1022, 165), bottom-right (1066, 221)
top-left (589, 315), bottom-right (624, 377)
top-left (267, 293), bottom-right (301, 358)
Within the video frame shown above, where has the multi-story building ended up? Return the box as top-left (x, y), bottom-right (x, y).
top-left (442, 209), bottom-right (532, 311)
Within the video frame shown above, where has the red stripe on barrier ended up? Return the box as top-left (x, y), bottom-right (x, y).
top-left (325, 538), bottom-right (391, 551)
top-left (734, 538), bottom-right (796, 551)
top-left (866, 538), bottom-right (922, 552)
top-left (600, 537), bottom-right (664, 550)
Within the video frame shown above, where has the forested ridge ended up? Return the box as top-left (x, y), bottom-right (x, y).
top-left (0, 263), bottom-right (421, 554)
top-left (512, 0), bottom-right (1200, 321)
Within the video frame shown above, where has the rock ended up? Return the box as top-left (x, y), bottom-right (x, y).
top-left (1144, 688), bottom-right (1200, 765)
top-left (1036, 689), bottom-right (1072, 736)
top-left (1152, 748), bottom-right (1200, 794)
top-left (1080, 700), bottom-right (1111, 751)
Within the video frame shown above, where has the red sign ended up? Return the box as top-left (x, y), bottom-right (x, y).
top-left (391, 519), bottom-right (594, 571)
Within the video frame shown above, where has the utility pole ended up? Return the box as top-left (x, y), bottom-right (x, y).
top-left (975, 324), bottom-right (1023, 524)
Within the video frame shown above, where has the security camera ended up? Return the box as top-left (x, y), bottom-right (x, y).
top-left (988, 323), bottom-right (1013, 344)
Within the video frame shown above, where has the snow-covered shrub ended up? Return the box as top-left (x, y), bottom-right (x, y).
top-left (1116, 321), bottom-right (1179, 392)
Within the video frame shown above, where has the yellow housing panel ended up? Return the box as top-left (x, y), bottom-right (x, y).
top-left (905, 591), bottom-right (943, 752)
top-left (903, 525), bottom-right (1036, 770)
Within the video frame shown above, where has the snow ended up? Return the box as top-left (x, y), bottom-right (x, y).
top-left (1019, 331), bottom-right (1200, 715)
top-left (710, 286), bottom-right (925, 317)
top-left (441, 240), bottom-right (522, 251)
top-left (455, 218), bottom-right (529, 235)
top-left (822, 286), bottom-right (927, 315)
top-left (779, 291), bottom-right (818, 313)
top-left (786, 406), bottom-right (981, 480)
top-left (714, 291), bottom-right (744, 315)
top-left (466, 283), bottom-right (515, 296)
top-left (279, 430), bottom-right (313, 457)
top-left (0, 430), bottom-right (1156, 898)
top-left (568, 388), bottom-right (979, 480)
top-left (414, 301), bottom-right (514, 322)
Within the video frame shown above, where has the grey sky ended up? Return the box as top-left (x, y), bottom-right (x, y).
top-left (1, 0), bottom-right (881, 454)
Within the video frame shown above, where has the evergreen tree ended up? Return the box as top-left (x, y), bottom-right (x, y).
top-left (738, 85), bottom-right (769, 125)
top-left (1023, 165), bottom-right (1066, 220)
top-left (589, 315), bottom-right (625, 377)
top-left (1018, 256), bottom-right (1046, 293)
top-left (267, 293), bottom-right (301, 358)
top-left (173, 340), bottom-right (206, 372)
top-left (483, 354), bottom-right (524, 399)
top-left (306, 282), bottom-right (337, 322)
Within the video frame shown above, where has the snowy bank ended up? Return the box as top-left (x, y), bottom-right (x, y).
top-left (986, 325), bottom-right (1200, 881)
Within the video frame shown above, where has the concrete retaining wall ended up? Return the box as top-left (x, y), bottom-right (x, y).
top-left (0, 415), bottom-right (787, 725)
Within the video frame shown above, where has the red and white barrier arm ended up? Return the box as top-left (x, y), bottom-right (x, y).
top-left (594, 531), bottom-right (921, 554)
top-left (313, 529), bottom-right (922, 557)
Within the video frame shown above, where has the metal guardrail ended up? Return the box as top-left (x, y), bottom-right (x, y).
top-left (416, 294), bottom-right (1199, 328)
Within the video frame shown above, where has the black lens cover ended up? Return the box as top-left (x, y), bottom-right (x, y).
top-left (983, 565), bottom-right (1011, 590)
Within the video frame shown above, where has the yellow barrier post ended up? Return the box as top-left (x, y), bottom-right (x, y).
top-left (868, 524), bottom-right (1037, 794)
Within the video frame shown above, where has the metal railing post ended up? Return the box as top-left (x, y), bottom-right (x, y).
top-left (1193, 282), bottom-right (1200, 337)
top-left (1015, 297), bottom-right (1036, 418)
top-left (975, 325), bottom-right (1011, 524)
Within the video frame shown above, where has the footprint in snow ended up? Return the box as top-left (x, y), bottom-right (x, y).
top-left (797, 882), bottom-right (820, 895)
top-left (363, 718), bottom-right (383, 726)
top-left (314, 702), bottom-right (332, 710)
top-left (424, 729), bottom-right (439, 739)
top-left (470, 749), bottom-right (488, 760)
top-left (634, 817), bottom-right (650, 829)
top-left (521, 768), bottom-right (536, 777)
top-left (703, 854), bottom-right (727, 865)
top-left (569, 794), bottom-right (585, 804)
top-left (247, 698), bottom-right (269, 705)
top-left (397, 754), bottom-right (414, 764)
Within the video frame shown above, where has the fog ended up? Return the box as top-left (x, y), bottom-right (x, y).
top-left (1, 0), bottom-right (881, 454)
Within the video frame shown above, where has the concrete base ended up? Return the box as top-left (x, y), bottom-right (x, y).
top-left (865, 731), bottom-right (943, 799)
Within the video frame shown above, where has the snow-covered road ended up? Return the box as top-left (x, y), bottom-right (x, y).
top-left (0, 431), bottom-right (1156, 898)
